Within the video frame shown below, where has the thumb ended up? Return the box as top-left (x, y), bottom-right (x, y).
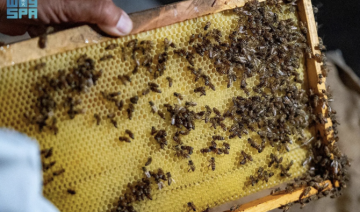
top-left (59, 0), bottom-right (133, 36)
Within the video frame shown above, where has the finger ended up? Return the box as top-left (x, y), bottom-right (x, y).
top-left (61, 0), bottom-right (133, 36)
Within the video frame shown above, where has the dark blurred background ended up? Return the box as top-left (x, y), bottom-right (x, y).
top-left (1, 0), bottom-right (359, 77)
top-left (311, 0), bottom-right (360, 77)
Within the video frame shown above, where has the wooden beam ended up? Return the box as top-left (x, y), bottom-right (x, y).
top-left (297, 0), bottom-right (334, 145)
top-left (229, 180), bottom-right (332, 212)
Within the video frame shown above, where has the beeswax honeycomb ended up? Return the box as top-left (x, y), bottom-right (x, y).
top-left (0, 3), bottom-right (313, 212)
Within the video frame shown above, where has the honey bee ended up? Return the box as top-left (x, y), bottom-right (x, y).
top-left (223, 142), bottom-right (230, 149)
top-left (175, 146), bottom-right (190, 159)
top-left (204, 21), bottom-right (211, 30)
top-left (109, 118), bottom-right (117, 128)
top-left (174, 48), bottom-right (188, 57)
top-left (208, 82), bottom-right (216, 91)
top-left (299, 21), bottom-right (308, 34)
top-left (270, 187), bottom-right (281, 195)
top-left (142, 88), bottom-right (150, 96)
top-left (116, 100), bottom-right (124, 111)
top-left (166, 77), bottom-right (173, 87)
top-left (149, 101), bottom-right (157, 113)
top-left (42, 161), bottom-right (56, 171)
top-left (186, 52), bottom-right (195, 66)
top-left (164, 38), bottom-right (176, 51)
top-left (188, 202), bottom-right (197, 211)
top-left (142, 54), bottom-right (152, 67)
top-left (53, 168), bottom-right (65, 176)
top-left (189, 34), bottom-right (196, 44)
top-left (130, 96), bottom-right (139, 104)
top-left (230, 204), bottom-right (241, 212)
top-left (125, 129), bottom-right (134, 139)
top-left (279, 203), bottom-right (292, 212)
top-left (123, 74), bottom-right (131, 83)
top-left (145, 157), bottom-right (152, 166)
top-left (212, 135), bottom-right (224, 140)
top-left (194, 87), bottom-right (206, 96)
top-left (188, 160), bottom-right (196, 172)
top-left (185, 101), bottom-right (197, 107)
top-left (121, 46), bottom-right (127, 61)
top-left (118, 75), bottom-right (128, 85)
top-left (158, 111), bottom-right (166, 119)
top-left (105, 43), bottom-right (119, 50)
top-left (41, 147), bottom-right (53, 158)
top-left (119, 136), bottom-right (131, 143)
top-left (209, 157), bottom-right (216, 171)
top-left (142, 167), bottom-right (151, 178)
top-left (99, 54), bottom-right (114, 61)
top-left (250, 175), bottom-right (258, 186)
top-left (34, 62), bottom-right (46, 70)
top-left (67, 189), bottom-right (76, 195)
top-left (195, 111), bottom-right (205, 119)
top-left (43, 176), bottom-right (54, 186)
top-left (173, 133), bottom-right (182, 144)
top-left (240, 150), bottom-right (253, 165)
top-left (94, 114), bottom-right (101, 125)
top-left (155, 130), bottom-right (168, 149)
top-left (248, 138), bottom-right (263, 153)
top-left (127, 39), bottom-right (138, 48)
top-left (300, 186), bottom-right (311, 200)
top-left (132, 65), bottom-right (138, 74)
top-left (150, 87), bottom-right (162, 93)
top-left (209, 118), bottom-right (218, 129)
top-left (201, 147), bottom-right (212, 153)
top-left (38, 34), bottom-right (48, 49)
top-left (219, 122), bottom-right (227, 131)
top-left (268, 153), bottom-right (283, 168)
top-left (181, 145), bottom-right (194, 155)
top-left (212, 108), bottom-right (221, 116)
top-left (107, 113), bottom-right (115, 119)
top-left (174, 92), bottom-right (184, 100)
top-left (166, 172), bottom-right (173, 185)
top-left (280, 163), bottom-right (293, 177)
top-left (178, 130), bottom-right (190, 135)
top-left (126, 108), bottom-right (133, 120)
top-left (158, 52), bottom-right (168, 63)
top-left (151, 126), bottom-right (158, 135)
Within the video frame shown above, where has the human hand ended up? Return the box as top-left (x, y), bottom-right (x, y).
top-left (0, 0), bottom-right (133, 37)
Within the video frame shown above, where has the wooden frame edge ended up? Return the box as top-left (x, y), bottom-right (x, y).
top-left (297, 0), bottom-right (333, 144)
top-left (0, 0), bottom-right (333, 211)
top-left (229, 180), bottom-right (332, 212)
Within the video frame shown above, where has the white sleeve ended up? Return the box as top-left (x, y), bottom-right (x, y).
top-left (0, 128), bottom-right (59, 212)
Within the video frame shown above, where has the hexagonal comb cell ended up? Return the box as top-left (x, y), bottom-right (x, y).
top-left (0, 2), bottom-right (313, 212)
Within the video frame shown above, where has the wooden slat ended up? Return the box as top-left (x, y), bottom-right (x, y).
top-left (297, 0), bottom-right (334, 145)
top-left (229, 180), bottom-right (332, 212)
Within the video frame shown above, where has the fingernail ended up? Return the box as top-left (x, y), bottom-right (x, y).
top-left (116, 12), bottom-right (133, 35)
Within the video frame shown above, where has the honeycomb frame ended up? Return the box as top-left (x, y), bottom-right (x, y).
top-left (0, 1), bottom-right (327, 212)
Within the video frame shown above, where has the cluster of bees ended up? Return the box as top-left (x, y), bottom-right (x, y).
top-left (249, 166), bottom-right (275, 186)
top-left (25, 54), bottom-right (102, 134)
top-left (113, 157), bottom-right (174, 212)
top-left (22, 0), bottom-right (350, 211)
top-left (200, 136), bottom-right (230, 155)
